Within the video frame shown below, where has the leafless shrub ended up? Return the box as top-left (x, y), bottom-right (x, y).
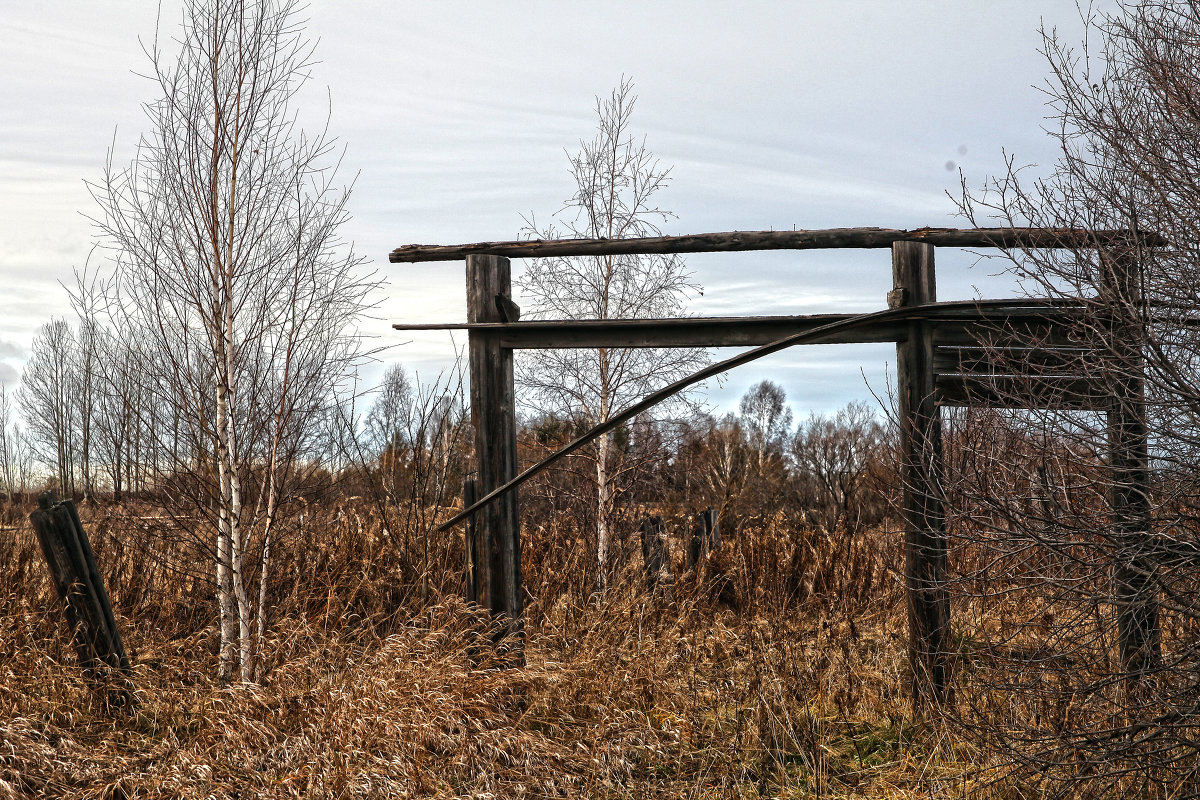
top-left (333, 362), bottom-right (472, 604)
top-left (791, 400), bottom-right (891, 535)
top-left (944, 4), bottom-right (1200, 786)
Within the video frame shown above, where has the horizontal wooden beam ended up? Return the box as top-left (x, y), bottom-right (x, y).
top-left (390, 227), bottom-right (1166, 263)
top-left (933, 346), bottom-right (1098, 374)
top-left (394, 303), bottom-right (1088, 349)
top-left (396, 313), bottom-right (898, 347)
top-left (936, 374), bottom-right (1109, 410)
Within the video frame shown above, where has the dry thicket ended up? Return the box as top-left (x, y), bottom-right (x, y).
top-left (1, 488), bottom-right (989, 800)
top-left (943, 2), bottom-right (1200, 796)
top-left (16, 352), bottom-right (1195, 798)
top-left (7, 369), bottom-right (1200, 799)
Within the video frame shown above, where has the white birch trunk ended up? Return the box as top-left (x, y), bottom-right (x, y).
top-left (214, 381), bottom-right (238, 685)
top-left (253, 465), bottom-right (278, 683)
top-left (596, 429), bottom-right (612, 591)
top-left (595, 337), bottom-right (613, 592)
top-left (221, 318), bottom-right (253, 683)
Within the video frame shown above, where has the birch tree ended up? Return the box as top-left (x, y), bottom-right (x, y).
top-left (90, 0), bottom-right (373, 683)
top-left (519, 78), bottom-right (705, 588)
top-left (19, 319), bottom-right (79, 497)
top-left (740, 381), bottom-right (793, 474)
top-left (0, 385), bottom-right (32, 502)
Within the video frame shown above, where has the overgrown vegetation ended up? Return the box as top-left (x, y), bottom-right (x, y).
top-left (1, 488), bottom-right (974, 799)
top-left (7, 389), bottom-right (1160, 799)
top-left (11, 0), bottom-right (1200, 797)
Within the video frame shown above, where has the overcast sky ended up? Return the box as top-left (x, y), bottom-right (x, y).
top-left (0, 1), bottom-right (1107, 418)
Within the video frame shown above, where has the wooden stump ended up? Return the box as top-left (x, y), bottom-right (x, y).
top-left (640, 515), bottom-right (675, 602)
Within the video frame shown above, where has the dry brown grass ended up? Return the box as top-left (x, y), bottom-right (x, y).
top-left (0, 503), bottom-right (982, 799)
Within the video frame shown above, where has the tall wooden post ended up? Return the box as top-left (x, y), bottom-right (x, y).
top-left (466, 255), bottom-right (524, 658)
top-left (893, 241), bottom-right (951, 708)
top-left (1103, 253), bottom-right (1159, 676)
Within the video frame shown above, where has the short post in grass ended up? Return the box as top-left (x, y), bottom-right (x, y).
top-left (29, 492), bottom-right (135, 709)
top-left (640, 515), bottom-right (675, 601)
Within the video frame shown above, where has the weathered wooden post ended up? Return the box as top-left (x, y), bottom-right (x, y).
top-left (29, 493), bottom-right (134, 708)
top-left (466, 254), bottom-right (524, 659)
top-left (1102, 252), bottom-right (1159, 676)
top-left (893, 241), bottom-right (951, 709)
top-left (686, 517), bottom-right (700, 570)
top-left (639, 515), bottom-right (675, 601)
top-left (684, 507), bottom-right (721, 573)
top-left (686, 510), bottom-right (705, 570)
top-left (703, 507), bottom-right (720, 550)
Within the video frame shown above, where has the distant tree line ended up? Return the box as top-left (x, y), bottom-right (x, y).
top-left (15, 313), bottom-right (170, 502)
top-left (516, 380), bottom-right (892, 577)
top-left (8, 310), bottom-right (894, 574)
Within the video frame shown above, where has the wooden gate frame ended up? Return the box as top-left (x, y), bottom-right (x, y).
top-left (391, 226), bottom-right (1161, 706)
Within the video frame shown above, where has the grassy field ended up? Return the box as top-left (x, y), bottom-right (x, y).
top-left (0, 502), bottom-right (1006, 799)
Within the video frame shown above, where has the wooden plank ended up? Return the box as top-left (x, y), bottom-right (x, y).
top-left (390, 227), bottom-right (1166, 262)
top-left (936, 374), bottom-right (1109, 410)
top-left (394, 304), bottom-right (1089, 350)
top-left (500, 315), bottom-right (901, 348)
top-left (932, 325), bottom-right (1081, 349)
top-left (397, 313), bottom-right (898, 347)
top-left (933, 346), bottom-right (1096, 375)
top-left (466, 255), bottom-right (524, 660)
top-left (894, 241), bottom-right (952, 710)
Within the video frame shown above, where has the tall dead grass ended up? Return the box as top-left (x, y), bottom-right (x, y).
top-left (0, 501), bottom-right (981, 798)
